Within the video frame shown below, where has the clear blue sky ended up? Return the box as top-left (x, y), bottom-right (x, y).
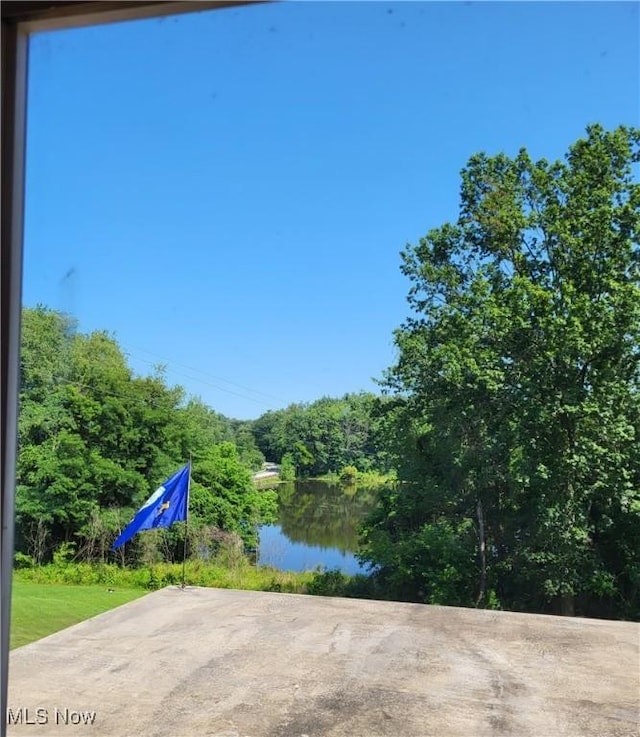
top-left (23, 1), bottom-right (639, 420)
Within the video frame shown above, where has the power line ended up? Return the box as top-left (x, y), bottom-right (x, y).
top-left (120, 342), bottom-right (286, 404)
top-left (124, 353), bottom-right (276, 409)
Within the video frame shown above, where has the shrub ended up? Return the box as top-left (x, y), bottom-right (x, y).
top-left (307, 568), bottom-right (349, 597)
top-left (339, 466), bottom-right (359, 485)
top-left (52, 541), bottom-right (77, 568)
top-left (14, 552), bottom-right (35, 569)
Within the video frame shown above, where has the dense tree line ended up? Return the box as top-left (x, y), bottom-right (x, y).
top-left (359, 125), bottom-right (640, 620)
top-left (16, 307), bottom-right (273, 564)
top-left (251, 394), bottom-right (392, 477)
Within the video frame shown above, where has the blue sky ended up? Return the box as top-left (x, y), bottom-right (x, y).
top-left (23, 1), bottom-right (639, 419)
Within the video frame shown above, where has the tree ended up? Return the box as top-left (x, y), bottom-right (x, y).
top-left (228, 419), bottom-right (265, 471)
top-left (189, 442), bottom-right (277, 547)
top-left (17, 313), bottom-right (153, 555)
top-left (361, 125), bottom-right (640, 618)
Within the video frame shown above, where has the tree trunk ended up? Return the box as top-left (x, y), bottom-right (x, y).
top-left (475, 499), bottom-right (487, 607)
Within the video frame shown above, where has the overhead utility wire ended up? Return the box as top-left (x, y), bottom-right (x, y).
top-left (121, 342), bottom-right (286, 404)
top-left (125, 353), bottom-right (275, 408)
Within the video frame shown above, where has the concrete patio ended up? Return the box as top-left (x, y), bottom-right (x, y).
top-left (7, 586), bottom-right (639, 736)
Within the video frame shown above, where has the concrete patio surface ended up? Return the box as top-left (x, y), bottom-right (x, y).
top-left (7, 586), bottom-right (639, 736)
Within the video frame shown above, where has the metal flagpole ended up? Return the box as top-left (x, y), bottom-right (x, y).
top-left (181, 456), bottom-right (191, 590)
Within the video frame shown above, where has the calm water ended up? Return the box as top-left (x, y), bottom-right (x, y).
top-left (258, 480), bottom-right (377, 574)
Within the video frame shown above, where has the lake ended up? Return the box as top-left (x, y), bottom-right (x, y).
top-left (257, 480), bottom-right (377, 574)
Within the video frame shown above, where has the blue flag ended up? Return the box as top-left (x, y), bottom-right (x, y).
top-left (112, 463), bottom-right (190, 550)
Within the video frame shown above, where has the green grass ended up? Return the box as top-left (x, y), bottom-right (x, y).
top-left (10, 580), bottom-right (146, 649)
top-left (14, 559), bottom-right (315, 592)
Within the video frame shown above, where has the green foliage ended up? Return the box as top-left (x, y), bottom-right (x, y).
top-left (361, 516), bottom-right (477, 605)
top-left (306, 568), bottom-right (349, 596)
top-left (252, 393), bottom-right (393, 477)
top-left (305, 568), bottom-right (384, 600)
top-left (190, 442), bottom-right (277, 547)
top-left (339, 465), bottom-right (359, 485)
top-left (52, 541), bottom-right (77, 568)
top-left (229, 419), bottom-right (265, 471)
top-left (279, 453), bottom-right (295, 481)
top-left (13, 552), bottom-right (35, 570)
top-left (292, 440), bottom-right (314, 475)
top-left (14, 561), bottom-right (314, 597)
top-left (362, 125), bottom-right (640, 619)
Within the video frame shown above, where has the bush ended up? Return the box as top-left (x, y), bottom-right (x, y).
top-left (13, 552), bottom-right (35, 569)
top-left (339, 466), bottom-right (359, 485)
top-left (342, 574), bottom-right (380, 600)
top-left (307, 568), bottom-right (349, 597)
top-left (52, 541), bottom-right (77, 568)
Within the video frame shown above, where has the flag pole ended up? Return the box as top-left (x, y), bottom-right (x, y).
top-left (181, 456), bottom-right (191, 590)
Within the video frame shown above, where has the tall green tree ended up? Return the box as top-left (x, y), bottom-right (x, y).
top-left (189, 442), bottom-right (277, 547)
top-left (228, 419), bottom-right (265, 471)
top-left (361, 125), bottom-right (640, 618)
top-left (17, 312), bottom-right (153, 554)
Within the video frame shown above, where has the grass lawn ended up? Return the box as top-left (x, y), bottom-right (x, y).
top-left (10, 581), bottom-right (146, 649)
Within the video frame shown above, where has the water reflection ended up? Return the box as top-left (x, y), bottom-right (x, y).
top-left (258, 480), bottom-right (377, 573)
